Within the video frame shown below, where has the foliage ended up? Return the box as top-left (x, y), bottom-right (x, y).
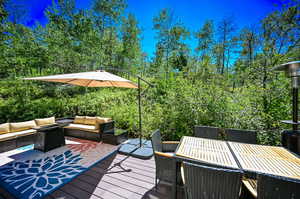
top-left (153, 8), bottom-right (190, 73)
top-left (0, 0), bottom-right (299, 146)
top-left (0, 73), bottom-right (292, 145)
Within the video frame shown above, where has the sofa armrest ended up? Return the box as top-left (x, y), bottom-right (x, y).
top-left (100, 120), bottom-right (115, 134)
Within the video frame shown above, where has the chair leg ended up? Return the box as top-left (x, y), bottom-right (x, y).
top-left (155, 176), bottom-right (158, 189)
top-left (240, 183), bottom-right (256, 199)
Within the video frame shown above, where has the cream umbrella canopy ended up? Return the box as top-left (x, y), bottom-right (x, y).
top-left (24, 70), bottom-right (138, 88)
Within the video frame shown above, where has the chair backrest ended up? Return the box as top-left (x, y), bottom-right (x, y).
top-left (257, 173), bottom-right (300, 199)
top-left (182, 162), bottom-right (242, 199)
top-left (151, 129), bottom-right (176, 183)
top-left (225, 128), bottom-right (257, 144)
top-left (151, 129), bottom-right (163, 152)
top-left (194, 126), bottom-right (220, 139)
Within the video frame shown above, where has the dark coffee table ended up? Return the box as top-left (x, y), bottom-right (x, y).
top-left (33, 124), bottom-right (66, 152)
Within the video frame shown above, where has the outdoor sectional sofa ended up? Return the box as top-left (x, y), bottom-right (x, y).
top-left (0, 116), bottom-right (115, 153)
top-left (0, 117), bottom-right (56, 152)
top-left (63, 116), bottom-right (114, 142)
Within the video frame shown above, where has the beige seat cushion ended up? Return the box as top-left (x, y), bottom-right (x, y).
top-left (96, 117), bottom-right (112, 123)
top-left (35, 116), bottom-right (55, 126)
top-left (0, 129), bottom-right (36, 141)
top-left (11, 129), bottom-right (37, 137)
top-left (0, 133), bottom-right (16, 142)
top-left (74, 116), bottom-right (86, 124)
top-left (0, 123), bottom-right (10, 135)
top-left (10, 120), bottom-right (37, 133)
top-left (65, 123), bottom-right (98, 133)
top-left (95, 117), bottom-right (112, 129)
top-left (84, 116), bottom-right (97, 125)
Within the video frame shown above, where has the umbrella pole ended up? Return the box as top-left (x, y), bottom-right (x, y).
top-left (138, 77), bottom-right (142, 147)
top-left (136, 76), bottom-right (154, 148)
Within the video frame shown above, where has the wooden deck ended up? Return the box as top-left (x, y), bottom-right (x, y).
top-left (0, 153), bottom-right (184, 199)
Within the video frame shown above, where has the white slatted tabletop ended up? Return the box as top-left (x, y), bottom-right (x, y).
top-left (175, 136), bottom-right (239, 169)
top-left (229, 142), bottom-right (300, 180)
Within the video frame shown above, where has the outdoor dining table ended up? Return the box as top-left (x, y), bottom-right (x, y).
top-left (172, 136), bottom-right (300, 199)
top-left (228, 141), bottom-right (300, 179)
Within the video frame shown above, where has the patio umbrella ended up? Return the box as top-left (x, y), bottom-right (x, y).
top-left (24, 70), bottom-right (138, 88)
top-left (25, 70), bottom-right (153, 159)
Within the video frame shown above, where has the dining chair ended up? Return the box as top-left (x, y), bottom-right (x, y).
top-left (225, 128), bottom-right (257, 144)
top-left (194, 125), bottom-right (220, 139)
top-left (181, 161), bottom-right (243, 199)
top-left (241, 178), bottom-right (257, 199)
top-left (151, 129), bottom-right (180, 188)
top-left (256, 173), bottom-right (300, 199)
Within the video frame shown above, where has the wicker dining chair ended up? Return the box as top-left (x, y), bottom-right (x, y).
top-left (151, 129), bottom-right (180, 188)
top-left (181, 162), bottom-right (243, 199)
top-left (241, 178), bottom-right (258, 199)
top-left (256, 173), bottom-right (300, 199)
top-left (225, 128), bottom-right (257, 144)
top-left (194, 126), bottom-right (220, 139)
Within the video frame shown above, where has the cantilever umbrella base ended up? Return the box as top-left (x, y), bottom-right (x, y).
top-left (119, 138), bottom-right (153, 159)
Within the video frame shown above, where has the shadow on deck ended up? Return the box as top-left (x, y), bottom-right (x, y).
top-left (0, 153), bottom-right (184, 199)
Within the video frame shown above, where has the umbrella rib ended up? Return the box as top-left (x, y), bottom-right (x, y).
top-left (110, 81), bottom-right (115, 87)
top-left (65, 79), bottom-right (77, 83)
top-left (86, 79), bottom-right (94, 87)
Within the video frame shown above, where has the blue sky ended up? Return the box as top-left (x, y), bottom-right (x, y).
top-left (12, 0), bottom-right (279, 56)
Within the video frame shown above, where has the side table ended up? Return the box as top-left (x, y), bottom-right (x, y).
top-left (33, 124), bottom-right (66, 152)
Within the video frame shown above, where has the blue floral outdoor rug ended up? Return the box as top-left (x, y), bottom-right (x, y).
top-left (0, 137), bottom-right (119, 199)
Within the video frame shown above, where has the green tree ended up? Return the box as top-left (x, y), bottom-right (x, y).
top-left (4, 0), bottom-right (29, 25)
top-left (239, 26), bottom-right (258, 67)
top-left (247, 1), bottom-right (300, 131)
top-left (195, 20), bottom-right (214, 62)
top-left (216, 16), bottom-right (236, 74)
top-left (151, 43), bottom-right (165, 73)
top-left (93, 0), bottom-right (126, 67)
top-left (0, 0), bottom-right (7, 25)
top-left (121, 13), bottom-right (142, 71)
top-left (0, 0), bottom-right (8, 77)
top-left (153, 8), bottom-right (190, 73)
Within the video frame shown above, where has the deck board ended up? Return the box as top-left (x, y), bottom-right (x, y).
top-left (69, 178), bottom-right (124, 199)
top-left (95, 165), bottom-right (155, 184)
top-left (91, 166), bottom-right (155, 190)
top-left (0, 152), bottom-right (183, 199)
top-left (50, 190), bottom-right (77, 199)
top-left (83, 170), bottom-right (151, 195)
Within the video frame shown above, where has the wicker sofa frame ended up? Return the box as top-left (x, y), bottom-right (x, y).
top-left (0, 117), bottom-right (115, 153)
top-left (0, 133), bottom-right (36, 153)
top-left (64, 120), bottom-right (115, 142)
